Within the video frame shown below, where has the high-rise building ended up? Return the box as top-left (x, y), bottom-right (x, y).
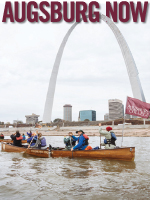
top-left (109, 99), bottom-right (124, 120)
top-left (79, 110), bottom-right (96, 121)
top-left (63, 104), bottom-right (72, 122)
top-left (104, 113), bottom-right (109, 121)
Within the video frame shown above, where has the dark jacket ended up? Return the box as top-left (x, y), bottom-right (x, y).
top-left (10, 133), bottom-right (23, 147)
top-left (0, 134), bottom-right (4, 139)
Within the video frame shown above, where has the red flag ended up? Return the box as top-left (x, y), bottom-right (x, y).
top-left (125, 96), bottom-right (150, 118)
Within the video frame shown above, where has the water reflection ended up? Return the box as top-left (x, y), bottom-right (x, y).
top-left (101, 160), bottom-right (136, 173)
top-left (53, 157), bottom-right (136, 179)
top-left (0, 137), bottom-right (150, 200)
top-left (54, 158), bottom-right (94, 178)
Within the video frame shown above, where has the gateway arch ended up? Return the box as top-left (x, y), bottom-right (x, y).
top-left (43, 14), bottom-right (145, 123)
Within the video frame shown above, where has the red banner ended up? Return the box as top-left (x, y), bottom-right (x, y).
top-left (125, 96), bottom-right (150, 118)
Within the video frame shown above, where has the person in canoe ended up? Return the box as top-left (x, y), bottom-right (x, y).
top-left (22, 133), bottom-right (26, 140)
top-left (64, 132), bottom-right (76, 150)
top-left (27, 131), bottom-right (32, 137)
top-left (70, 130), bottom-right (92, 151)
top-left (99, 123), bottom-right (117, 149)
top-left (31, 133), bottom-right (47, 149)
top-left (10, 131), bottom-right (23, 147)
top-left (0, 133), bottom-right (4, 139)
top-left (27, 131), bottom-right (37, 147)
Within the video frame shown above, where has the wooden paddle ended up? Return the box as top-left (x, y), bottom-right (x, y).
top-left (69, 132), bottom-right (74, 158)
top-left (24, 134), bottom-right (37, 154)
top-left (70, 136), bottom-right (74, 158)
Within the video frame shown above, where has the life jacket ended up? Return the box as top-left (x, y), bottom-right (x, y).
top-left (64, 137), bottom-right (76, 146)
top-left (0, 135), bottom-right (4, 139)
top-left (78, 133), bottom-right (89, 146)
top-left (16, 136), bottom-right (23, 140)
top-left (85, 146), bottom-right (92, 150)
top-left (41, 137), bottom-right (46, 147)
top-left (104, 131), bottom-right (117, 146)
top-left (111, 132), bottom-right (117, 140)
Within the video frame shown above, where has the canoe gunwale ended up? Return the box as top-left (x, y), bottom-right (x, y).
top-left (1, 142), bottom-right (50, 158)
top-left (0, 139), bottom-right (27, 143)
top-left (50, 147), bottom-right (135, 161)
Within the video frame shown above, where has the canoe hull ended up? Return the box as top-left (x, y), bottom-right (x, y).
top-left (0, 139), bottom-right (27, 143)
top-left (1, 142), bottom-right (50, 158)
top-left (51, 147), bottom-right (135, 161)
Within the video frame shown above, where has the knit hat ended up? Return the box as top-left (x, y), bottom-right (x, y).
top-left (106, 126), bottom-right (112, 132)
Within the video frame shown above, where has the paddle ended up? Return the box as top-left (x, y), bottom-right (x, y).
top-left (24, 133), bottom-right (37, 154)
top-left (69, 132), bottom-right (73, 158)
top-left (70, 136), bottom-right (74, 158)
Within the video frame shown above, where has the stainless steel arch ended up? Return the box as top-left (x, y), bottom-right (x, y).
top-left (43, 14), bottom-right (145, 123)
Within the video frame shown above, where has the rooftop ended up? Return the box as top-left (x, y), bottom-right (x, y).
top-left (63, 104), bottom-right (72, 107)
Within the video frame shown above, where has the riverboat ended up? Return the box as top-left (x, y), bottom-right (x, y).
top-left (1, 142), bottom-right (50, 158)
top-left (50, 147), bottom-right (135, 161)
top-left (0, 139), bottom-right (27, 143)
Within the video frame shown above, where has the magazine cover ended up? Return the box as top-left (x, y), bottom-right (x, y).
top-left (0, 0), bottom-right (150, 199)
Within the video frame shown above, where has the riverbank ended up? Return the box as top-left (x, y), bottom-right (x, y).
top-left (1, 125), bottom-right (150, 137)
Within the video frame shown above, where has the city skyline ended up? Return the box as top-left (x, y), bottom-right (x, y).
top-left (0, 1), bottom-right (150, 123)
top-left (43, 13), bottom-right (145, 123)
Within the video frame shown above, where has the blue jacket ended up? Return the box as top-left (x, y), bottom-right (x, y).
top-left (72, 135), bottom-right (88, 150)
top-left (22, 135), bottom-right (26, 140)
top-left (27, 135), bottom-right (37, 146)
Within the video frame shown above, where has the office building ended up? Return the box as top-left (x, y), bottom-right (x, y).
top-left (63, 104), bottom-right (72, 122)
top-left (79, 110), bottom-right (96, 121)
top-left (109, 99), bottom-right (124, 120)
top-left (104, 113), bottom-right (109, 121)
top-left (25, 113), bottom-right (40, 124)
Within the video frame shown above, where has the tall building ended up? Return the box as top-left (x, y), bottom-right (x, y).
top-left (25, 113), bottom-right (40, 124)
top-left (104, 113), bottom-right (109, 121)
top-left (63, 104), bottom-right (72, 122)
top-left (109, 99), bottom-right (124, 120)
top-left (79, 110), bottom-right (96, 121)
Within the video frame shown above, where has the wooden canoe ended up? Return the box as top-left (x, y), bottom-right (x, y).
top-left (0, 139), bottom-right (27, 143)
top-left (50, 147), bottom-right (135, 161)
top-left (1, 142), bottom-right (50, 158)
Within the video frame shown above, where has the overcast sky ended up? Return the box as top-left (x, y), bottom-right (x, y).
top-left (0, 0), bottom-right (150, 123)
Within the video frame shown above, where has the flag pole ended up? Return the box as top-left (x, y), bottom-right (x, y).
top-left (100, 132), bottom-right (101, 149)
top-left (121, 115), bottom-right (125, 147)
top-left (121, 96), bottom-right (128, 147)
top-left (99, 123), bottom-right (101, 149)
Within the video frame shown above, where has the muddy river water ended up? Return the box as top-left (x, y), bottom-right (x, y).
top-left (0, 136), bottom-right (150, 200)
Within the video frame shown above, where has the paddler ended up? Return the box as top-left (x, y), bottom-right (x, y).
top-left (10, 131), bottom-right (23, 147)
top-left (27, 131), bottom-right (37, 147)
top-left (64, 132), bottom-right (76, 150)
top-left (0, 133), bottom-right (4, 139)
top-left (70, 130), bottom-right (92, 151)
top-left (99, 123), bottom-right (117, 149)
top-left (31, 133), bottom-right (47, 149)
